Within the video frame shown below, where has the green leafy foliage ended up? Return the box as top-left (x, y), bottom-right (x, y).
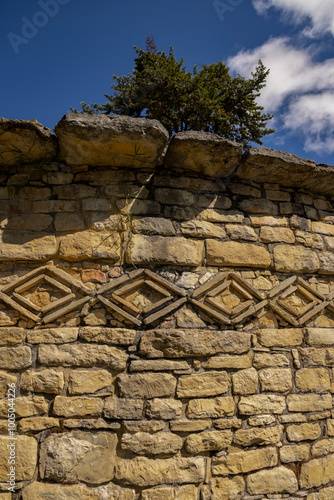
top-left (73, 37), bottom-right (275, 146)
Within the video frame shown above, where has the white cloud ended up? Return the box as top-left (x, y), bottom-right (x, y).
top-left (228, 38), bottom-right (334, 153)
top-left (252, 0), bottom-right (334, 37)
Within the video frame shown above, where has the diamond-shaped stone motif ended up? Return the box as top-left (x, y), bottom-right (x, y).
top-left (0, 265), bottom-right (92, 324)
top-left (191, 272), bottom-right (267, 325)
top-left (268, 276), bottom-right (327, 326)
top-left (97, 269), bottom-right (186, 326)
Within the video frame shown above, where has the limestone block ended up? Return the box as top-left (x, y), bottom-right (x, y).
top-left (21, 369), bottom-right (64, 394)
top-left (170, 420), bottom-right (212, 432)
top-left (296, 231), bottom-right (324, 249)
top-left (0, 346), bottom-right (32, 370)
top-left (115, 456), bottom-right (206, 486)
top-left (117, 198), bottom-right (161, 215)
top-left (225, 224), bottom-right (258, 241)
top-left (206, 240), bottom-right (271, 267)
top-left (0, 435), bottom-right (37, 481)
top-left (300, 454), bottom-right (334, 488)
top-left (40, 431), bottom-right (117, 484)
top-left (319, 252), bottom-right (334, 273)
top-left (198, 208), bottom-right (244, 223)
top-left (307, 487), bottom-right (334, 500)
top-left (313, 221), bottom-right (334, 236)
top-left (198, 194), bottom-right (232, 209)
top-left (22, 482), bottom-right (135, 500)
top-left (287, 394), bottom-right (332, 412)
top-left (287, 423), bottom-right (321, 442)
top-left (146, 399), bottom-right (182, 420)
top-left (117, 373), bottom-right (176, 399)
top-left (130, 360), bottom-right (190, 372)
top-left (68, 369), bottom-right (112, 394)
top-left (280, 444), bottom-right (310, 463)
top-left (246, 466), bottom-right (298, 495)
top-left (55, 113), bottom-right (169, 167)
top-left (232, 368), bottom-right (258, 395)
top-left (3, 213), bottom-right (53, 231)
top-left (328, 419), bottom-right (334, 436)
top-left (177, 371), bottom-right (229, 398)
top-left (54, 213), bottom-right (85, 232)
top-left (0, 371), bottom-right (17, 398)
top-left (123, 421), bottom-right (166, 433)
top-left (27, 327), bottom-right (78, 344)
top-left (273, 244), bottom-right (320, 272)
top-left (257, 328), bottom-right (303, 347)
top-left (180, 220), bottom-right (226, 238)
top-left (260, 226), bottom-right (295, 243)
top-left (141, 485), bottom-right (198, 500)
top-left (312, 438), bottom-right (334, 456)
top-left (259, 368), bottom-right (292, 392)
top-left (214, 417), bottom-right (242, 429)
top-left (54, 184), bottom-right (96, 199)
top-left (132, 217), bottom-right (175, 236)
top-left (250, 215), bottom-right (288, 227)
top-left (253, 353), bottom-right (289, 368)
top-left (140, 330), bottom-right (251, 358)
top-left (58, 230), bottom-right (121, 261)
top-left (229, 183), bottom-right (261, 197)
top-left (53, 396), bottom-right (103, 417)
top-left (0, 231), bottom-right (57, 261)
top-left (204, 353), bottom-right (252, 369)
top-left (307, 328), bottom-right (334, 345)
top-left (0, 326), bottom-right (25, 345)
top-left (104, 397), bottom-right (144, 420)
top-left (184, 429), bottom-right (232, 454)
top-left (238, 198), bottom-right (278, 215)
top-left (248, 414), bottom-right (275, 426)
top-left (238, 395), bottom-right (286, 415)
top-left (266, 189), bottom-right (291, 201)
top-left (38, 344), bottom-right (127, 370)
top-left (213, 446), bottom-right (277, 475)
top-left (155, 188), bottom-right (196, 206)
top-left (211, 477), bottom-right (245, 500)
top-left (126, 235), bottom-right (204, 266)
top-left (121, 431), bottom-right (182, 456)
top-left (295, 368), bottom-right (331, 392)
top-left (0, 395), bottom-right (48, 418)
top-left (234, 425), bottom-right (283, 446)
top-left (33, 199), bottom-right (79, 212)
top-left (79, 327), bottom-right (136, 345)
top-left (18, 417), bottom-right (60, 433)
top-left (164, 131), bottom-right (242, 178)
top-left (186, 397), bottom-right (235, 418)
top-left (0, 118), bottom-right (56, 165)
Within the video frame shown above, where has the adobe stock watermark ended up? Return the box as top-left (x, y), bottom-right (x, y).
top-left (213, 0), bottom-right (244, 22)
top-left (7, 383), bottom-right (16, 493)
top-left (7, 0), bottom-right (71, 54)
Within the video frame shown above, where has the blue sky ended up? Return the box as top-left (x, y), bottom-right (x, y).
top-left (1, 0), bottom-right (333, 165)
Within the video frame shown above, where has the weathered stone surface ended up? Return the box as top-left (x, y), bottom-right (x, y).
top-left (0, 231), bottom-right (57, 261)
top-left (250, 215), bottom-right (288, 227)
top-left (248, 414), bottom-right (275, 426)
top-left (260, 226), bottom-right (295, 243)
top-left (22, 482), bottom-right (135, 500)
top-left (170, 420), bottom-right (212, 432)
top-left (164, 131), bottom-right (242, 177)
top-left (204, 353), bottom-right (252, 369)
top-left (0, 371), bottom-right (17, 398)
top-left (232, 368), bottom-right (258, 395)
top-left (253, 352), bottom-right (290, 368)
top-left (58, 231), bottom-right (121, 261)
top-left (141, 485), bottom-right (198, 500)
top-left (307, 487), bottom-right (334, 500)
top-left (198, 208), bottom-right (244, 223)
top-left (0, 346), bottom-right (32, 369)
top-left (238, 198), bottom-right (278, 215)
top-left (104, 397), bottom-right (144, 420)
top-left (0, 118), bottom-right (56, 165)
top-left (313, 221), bottom-right (334, 236)
top-left (27, 327), bottom-right (78, 344)
top-left (198, 194), bottom-right (232, 209)
top-left (121, 431), bottom-right (182, 456)
top-left (53, 396), bottom-right (103, 417)
top-left (211, 477), bottom-right (244, 500)
top-left (280, 443), bottom-right (310, 463)
top-left (180, 220), bottom-right (226, 238)
top-left (39, 343), bottom-right (127, 369)
top-left (79, 327), bottom-right (136, 345)
top-left (140, 330), bottom-right (251, 358)
top-left (257, 328), bottom-right (303, 347)
top-left (237, 146), bottom-right (334, 195)
top-left (0, 395), bottom-right (48, 418)
top-left (40, 431), bottom-right (117, 484)
top-left (184, 430), bottom-right (232, 454)
top-left (295, 368), bottom-right (330, 392)
top-left (213, 446), bottom-right (277, 475)
top-left (0, 435), bottom-right (37, 481)
top-left (18, 417), bottom-right (60, 433)
top-left (55, 114), bottom-right (169, 167)
top-left (300, 454), bottom-right (334, 488)
top-left (287, 394), bottom-right (332, 412)
top-left (68, 369), bottom-right (112, 394)
top-left (177, 371), bottom-right (229, 398)
top-left (318, 252), bottom-right (334, 273)
top-left (115, 456), bottom-right (205, 486)
top-left (238, 395), bottom-right (286, 415)
top-left (123, 421), bottom-right (166, 433)
top-left (225, 224), bottom-right (257, 241)
top-left (307, 328), bottom-right (334, 345)
top-left (117, 373), bottom-right (176, 399)
top-left (132, 217), bottom-right (175, 236)
top-left (187, 397), bottom-right (235, 418)
top-left (287, 422), bottom-right (321, 442)
top-left (313, 438), bottom-right (334, 456)
top-left (234, 425), bottom-right (283, 446)
top-left (206, 240), bottom-right (271, 267)
top-left (155, 188), bottom-right (195, 206)
top-left (126, 235), bottom-right (204, 266)
top-left (246, 466), bottom-right (298, 494)
top-left (3, 213), bottom-right (53, 231)
top-left (146, 399), bottom-right (182, 420)
top-left (130, 359), bottom-right (190, 372)
top-left (21, 369), bottom-right (64, 394)
top-left (0, 326), bottom-right (25, 345)
top-left (55, 213), bottom-right (85, 232)
top-left (259, 368), bottom-right (292, 392)
top-left (296, 230), bottom-right (324, 249)
top-left (273, 244), bottom-right (320, 272)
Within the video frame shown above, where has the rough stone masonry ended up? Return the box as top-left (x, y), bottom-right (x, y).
top-left (0, 113), bottom-right (334, 498)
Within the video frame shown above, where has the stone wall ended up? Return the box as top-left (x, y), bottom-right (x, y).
top-left (1, 114), bottom-right (334, 499)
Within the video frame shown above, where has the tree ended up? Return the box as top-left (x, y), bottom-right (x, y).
top-left (74, 37), bottom-right (275, 146)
